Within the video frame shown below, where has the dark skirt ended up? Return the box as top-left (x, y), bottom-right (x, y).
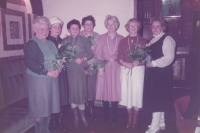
top-left (58, 68), bottom-right (69, 105)
top-left (86, 73), bottom-right (97, 100)
top-left (26, 74), bottom-right (60, 118)
top-left (67, 70), bottom-right (87, 104)
top-left (143, 67), bottom-right (173, 113)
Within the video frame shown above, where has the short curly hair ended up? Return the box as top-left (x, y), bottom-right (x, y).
top-left (150, 17), bottom-right (167, 31)
top-left (81, 15), bottom-right (96, 27)
top-left (125, 18), bottom-right (141, 32)
top-left (104, 15), bottom-right (120, 30)
top-left (33, 16), bottom-right (51, 29)
top-left (67, 19), bottom-right (81, 30)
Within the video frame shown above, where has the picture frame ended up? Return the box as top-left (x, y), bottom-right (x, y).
top-left (1, 8), bottom-right (26, 51)
top-left (173, 58), bottom-right (185, 80)
top-left (162, 0), bottom-right (181, 17)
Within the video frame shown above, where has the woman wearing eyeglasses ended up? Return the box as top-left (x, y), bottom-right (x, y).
top-left (144, 17), bottom-right (176, 133)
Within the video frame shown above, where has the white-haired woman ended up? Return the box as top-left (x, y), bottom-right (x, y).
top-left (46, 16), bottom-right (68, 131)
top-left (95, 15), bottom-right (123, 122)
top-left (117, 18), bottom-right (147, 128)
top-left (24, 16), bottom-right (61, 133)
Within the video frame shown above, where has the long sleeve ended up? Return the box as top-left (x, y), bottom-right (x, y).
top-left (117, 39), bottom-right (124, 64)
top-left (95, 37), bottom-right (104, 60)
top-left (152, 36), bottom-right (176, 68)
top-left (84, 38), bottom-right (94, 61)
top-left (24, 40), bottom-right (48, 75)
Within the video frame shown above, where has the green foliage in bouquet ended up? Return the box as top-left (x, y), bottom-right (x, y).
top-left (87, 36), bottom-right (95, 47)
top-left (43, 58), bottom-right (63, 71)
top-left (55, 37), bottom-right (77, 64)
top-left (51, 59), bottom-right (63, 70)
top-left (84, 60), bottom-right (108, 76)
top-left (127, 45), bottom-right (151, 63)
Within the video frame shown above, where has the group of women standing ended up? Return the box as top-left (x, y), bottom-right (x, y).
top-left (24, 14), bottom-right (175, 133)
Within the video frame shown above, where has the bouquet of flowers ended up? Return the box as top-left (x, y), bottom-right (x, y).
top-left (51, 59), bottom-right (63, 70)
top-left (87, 36), bottom-right (95, 47)
top-left (55, 37), bottom-right (77, 64)
top-left (84, 60), bottom-right (108, 76)
top-left (43, 58), bottom-right (63, 71)
top-left (127, 44), bottom-right (151, 63)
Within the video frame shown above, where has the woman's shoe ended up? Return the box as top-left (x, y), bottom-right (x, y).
top-left (57, 106), bottom-right (67, 131)
top-left (146, 126), bottom-right (160, 133)
top-left (79, 110), bottom-right (88, 126)
top-left (88, 100), bottom-right (97, 120)
top-left (72, 107), bottom-right (79, 128)
top-left (50, 114), bottom-right (57, 132)
top-left (103, 101), bottom-right (109, 122)
top-left (159, 112), bottom-right (165, 130)
top-left (131, 110), bottom-right (139, 127)
top-left (145, 112), bottom-right (161, 133)
top-left (126, 108), bottom-right (132, 128)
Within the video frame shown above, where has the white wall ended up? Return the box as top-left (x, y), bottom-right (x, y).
top-left (42, 0), bottom-right (135, 38)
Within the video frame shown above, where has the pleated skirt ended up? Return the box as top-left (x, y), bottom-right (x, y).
top-left (26, 74), bottom-right (60, 118)
top-left (67, 70), bottom-right (87, 104)
top-left (86, 73), bottom-right (97, 100)
top-left (58, 68), bottom-right (69, 105)
top-left (96, 61), bottom-right (121, 101)
top-left (119, 66), bottom-right (145, 108)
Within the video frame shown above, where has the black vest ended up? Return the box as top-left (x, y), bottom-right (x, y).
top-left (149, 34), bottom-right (173, 78)
top-left (149, 34), bottom-right (167, 61)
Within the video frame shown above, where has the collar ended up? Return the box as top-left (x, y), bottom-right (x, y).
top-left (153, 31), bottom-right (165, 38)
top-left (107, 32), bottom-right (116, 39)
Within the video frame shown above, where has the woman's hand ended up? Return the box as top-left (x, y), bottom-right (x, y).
top-left (109, 57), bottom-right (115, 62)
top-left (146, 62), bottom-right (153, 67)
top-left (132, 61), bottom-right (139, 67)
top-left (75, 58), bottom-right (83, 64)
top-left (98, 68), bottom-right (104, 77)
top-left (123, 62), bottom-right (133, 69)
top-left (62, 57), bottom-right (66, 63)
top-left (58, 44), bottom-right (62, 49)
top-left (47, 70), bottom-right (59, 78)
top-left (91, 46), bottom-right (95, 52)
top-left (146, 42), bottom-right (151, 47)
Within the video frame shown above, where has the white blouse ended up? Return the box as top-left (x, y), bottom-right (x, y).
top-left (150, 32), bottom-right (176, 68)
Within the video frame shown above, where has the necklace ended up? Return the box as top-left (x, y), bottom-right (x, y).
top-left (107, 35), bottom-right (118, 55)
top-left (128, 36), bottom-right (138, 50)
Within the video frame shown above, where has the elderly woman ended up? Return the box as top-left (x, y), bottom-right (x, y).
top-left (95, 15), bottom-right (123, 122)
top-left (46, 16), bottom-right (68, 131)
top-left (80, 15), bottom-right (99, 119)
top-left (24, 16), bottom-right (61, 133)
top-left (144, 17), bottom-right (176, 133)
top-left (66, 19), bottom-right (94, 127)
top-left (117, 18), bottom-right (147, 128)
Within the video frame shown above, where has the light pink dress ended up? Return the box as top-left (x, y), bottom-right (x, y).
top-left (95, 33), bottom-right (123, 101)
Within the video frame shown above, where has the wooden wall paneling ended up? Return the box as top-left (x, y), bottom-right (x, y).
top-left (193, 0), bottom-right (200, 10)
top-left (165, 18), bottom-right (180, 45)
top-left (0, 0), bottom-right (6, 9)
top-left (179, 0), bottom-right (193, 46)
top-left (154, 0), bottom-right (162, 17)
top-left (30, 0), bottom-right (43, 16)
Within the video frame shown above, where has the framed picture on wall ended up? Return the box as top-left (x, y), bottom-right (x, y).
top-left (1, 8), bottom-right (26, 51)
top-left (173, 58), bottom-right (185, 80)
top-left (162, 0), bottom-right (181, 17)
